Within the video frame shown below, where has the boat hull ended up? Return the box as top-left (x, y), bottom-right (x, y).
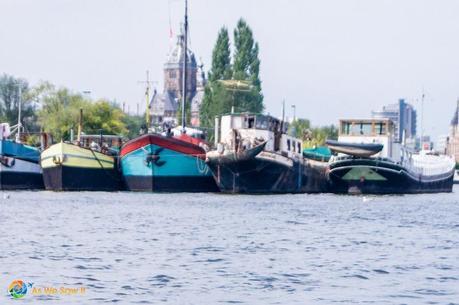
top-left (120, 134), bottom-right (218, 192)
top-left (328, 158), bottom-right (454, 194)
top-left (43, 165), bottom-right (120, 191)
top-left (206, 152), bottom-right (328, 194)
top-left (0, 140), bottom-right (43, 190)
top-left (41, 142), bottom-right (121, 191)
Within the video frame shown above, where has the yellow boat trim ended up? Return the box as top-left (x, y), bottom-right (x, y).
top-left (41, 142), bottom-right (115, 169)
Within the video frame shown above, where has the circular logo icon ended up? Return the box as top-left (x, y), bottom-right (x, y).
top-left (8, 280), bottom-right (28, 299)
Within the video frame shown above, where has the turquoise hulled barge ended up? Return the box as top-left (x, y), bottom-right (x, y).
top-left (119, 133), bottom-right (218, 192)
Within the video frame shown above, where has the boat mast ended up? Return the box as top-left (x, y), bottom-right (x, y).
top-left (181, 0), bottom-right (188, 133)
top-left (145, 70), bottom-right (151, 128)
top-left (16, 86), bottom-right (22, 143)
top-left (420, 89), bottom-right (425, 150)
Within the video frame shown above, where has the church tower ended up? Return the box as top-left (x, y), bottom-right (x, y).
top-left (447, 99), bottom-right (459, 164)
top-left (150, 26), bottom-right (200, 127)
top-left (163, 27), bottom-right (197, 102)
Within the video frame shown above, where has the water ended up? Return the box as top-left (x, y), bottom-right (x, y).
top-left (1, 188), bottom-right (459, 304)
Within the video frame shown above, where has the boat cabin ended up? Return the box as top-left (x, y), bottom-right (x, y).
top-left (215, 113), bottom-right (303, 158)
top-left (78, 134), bottom-right (123, 155)
top-left (338, 118), bottom-right (397, 158)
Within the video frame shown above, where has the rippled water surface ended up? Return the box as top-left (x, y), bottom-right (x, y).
top-left (1, 188), bottom-right (459, 304)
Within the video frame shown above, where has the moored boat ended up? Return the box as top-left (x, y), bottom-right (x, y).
top-left (41, 136), bottom-right (122, 191)
top-left (0, 123), bottom-right (44, 190)
top-left (205, 113), bottom-right (329, 193)
top-left (327, 119), bottom-right (455, 194)
top-left (120, 129), bottom-right (218, 192)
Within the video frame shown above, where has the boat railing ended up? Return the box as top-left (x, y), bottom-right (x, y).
top-left (403, 155), bottom-right (455, 177)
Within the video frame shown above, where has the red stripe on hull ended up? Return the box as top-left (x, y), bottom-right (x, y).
top-left (120, 134), bottom-right (206, 159)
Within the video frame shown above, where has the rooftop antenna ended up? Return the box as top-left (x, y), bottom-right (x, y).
top-left (181, 0), bottom-right (188, 133)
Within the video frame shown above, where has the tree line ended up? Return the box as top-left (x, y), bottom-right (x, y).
top-left (0, 74), bottom-right (143, 144)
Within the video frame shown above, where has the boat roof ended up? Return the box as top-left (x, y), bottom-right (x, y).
top-left (220, 112), bottom-right (282, 122)
top-left (339, 118), bottom-right (394, 124)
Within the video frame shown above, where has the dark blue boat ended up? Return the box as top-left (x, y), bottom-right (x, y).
top-left (326, 139), bottom-right (383, 157)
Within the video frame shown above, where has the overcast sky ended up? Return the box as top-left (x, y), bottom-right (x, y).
top-left (1, 0), bottom-right (459, 139)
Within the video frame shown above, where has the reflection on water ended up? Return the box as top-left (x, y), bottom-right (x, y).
top-left (1, 188), bottom-right (458, 304)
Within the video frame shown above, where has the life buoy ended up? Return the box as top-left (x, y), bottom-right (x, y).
top-left (52, 155), bottom-right (63, 165)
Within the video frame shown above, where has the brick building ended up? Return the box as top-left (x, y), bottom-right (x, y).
top-left (150, 28), bottom-right (205, 127)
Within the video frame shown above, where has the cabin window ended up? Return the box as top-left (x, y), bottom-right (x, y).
top-left (247, 117), bottom-right (255, 128)
top-left (297, 142), bottom-right (301, 153)
top-left (360, 123), bottom-right (372, 135)
top-left (375, 122), bottom-right (387, 135)
top-left (341, 122), bottom-right (351, 135)
top-left (287, 139), bottom-right (291, 151)
top-left (255, 116), bottom-right (268, 130)
top-left (169, 70), bottom-right (176, 79)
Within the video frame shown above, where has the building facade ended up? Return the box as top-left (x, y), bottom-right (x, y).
top-left (150, 29), bottom-right (205, 127)
top-left (446, 101), bottom-right (459, 163)
top-left (372, 99), bottom-right (417, 143)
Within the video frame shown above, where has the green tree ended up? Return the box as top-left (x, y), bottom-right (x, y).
top-left (304, 125), bottom-right (339, 148)
top-left (232, 18), bottom-right (263, 113)
top-left (289, 119), bottom-right (311, 140)
top-left (200, 81), bottom-right (233, 129)
top-left (84, 100), bottom-right (127, 135)
top-left (0, 74), bottom-right (38, 131)
top-left (122, 114), bottom-right (144, 139)
top-left (208, 27), bottom-right (232, 82)
top-left (200, 20), bottom-right (264, 129)
top-left (200, 27), bottom-right (233, 128)
top-left (38, 87), bottom-right (127, 141)
top-left (176, 98), bottom-right (191, 126)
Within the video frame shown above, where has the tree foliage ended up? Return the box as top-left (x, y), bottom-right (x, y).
top-left (231, 18), bottom-right (263, 113)
top-left (200, 19), bottom-right (264, 129)
top-left (176, 98), bottom-right (191, 126)
top-left (122, 114), bottom-right (144, 139)
top-left (0, 74), bottom-right (38, 131)
top-left (288, 119), bottom-right (338, 148)
top-left (305, 125), bottom-right (339, 148)
top-left (289, 119), bottom-right (311, 140)
top-left (208, 27), bottom-right (232, 82)
top-left (38, 87), bottom-right (127, 141)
